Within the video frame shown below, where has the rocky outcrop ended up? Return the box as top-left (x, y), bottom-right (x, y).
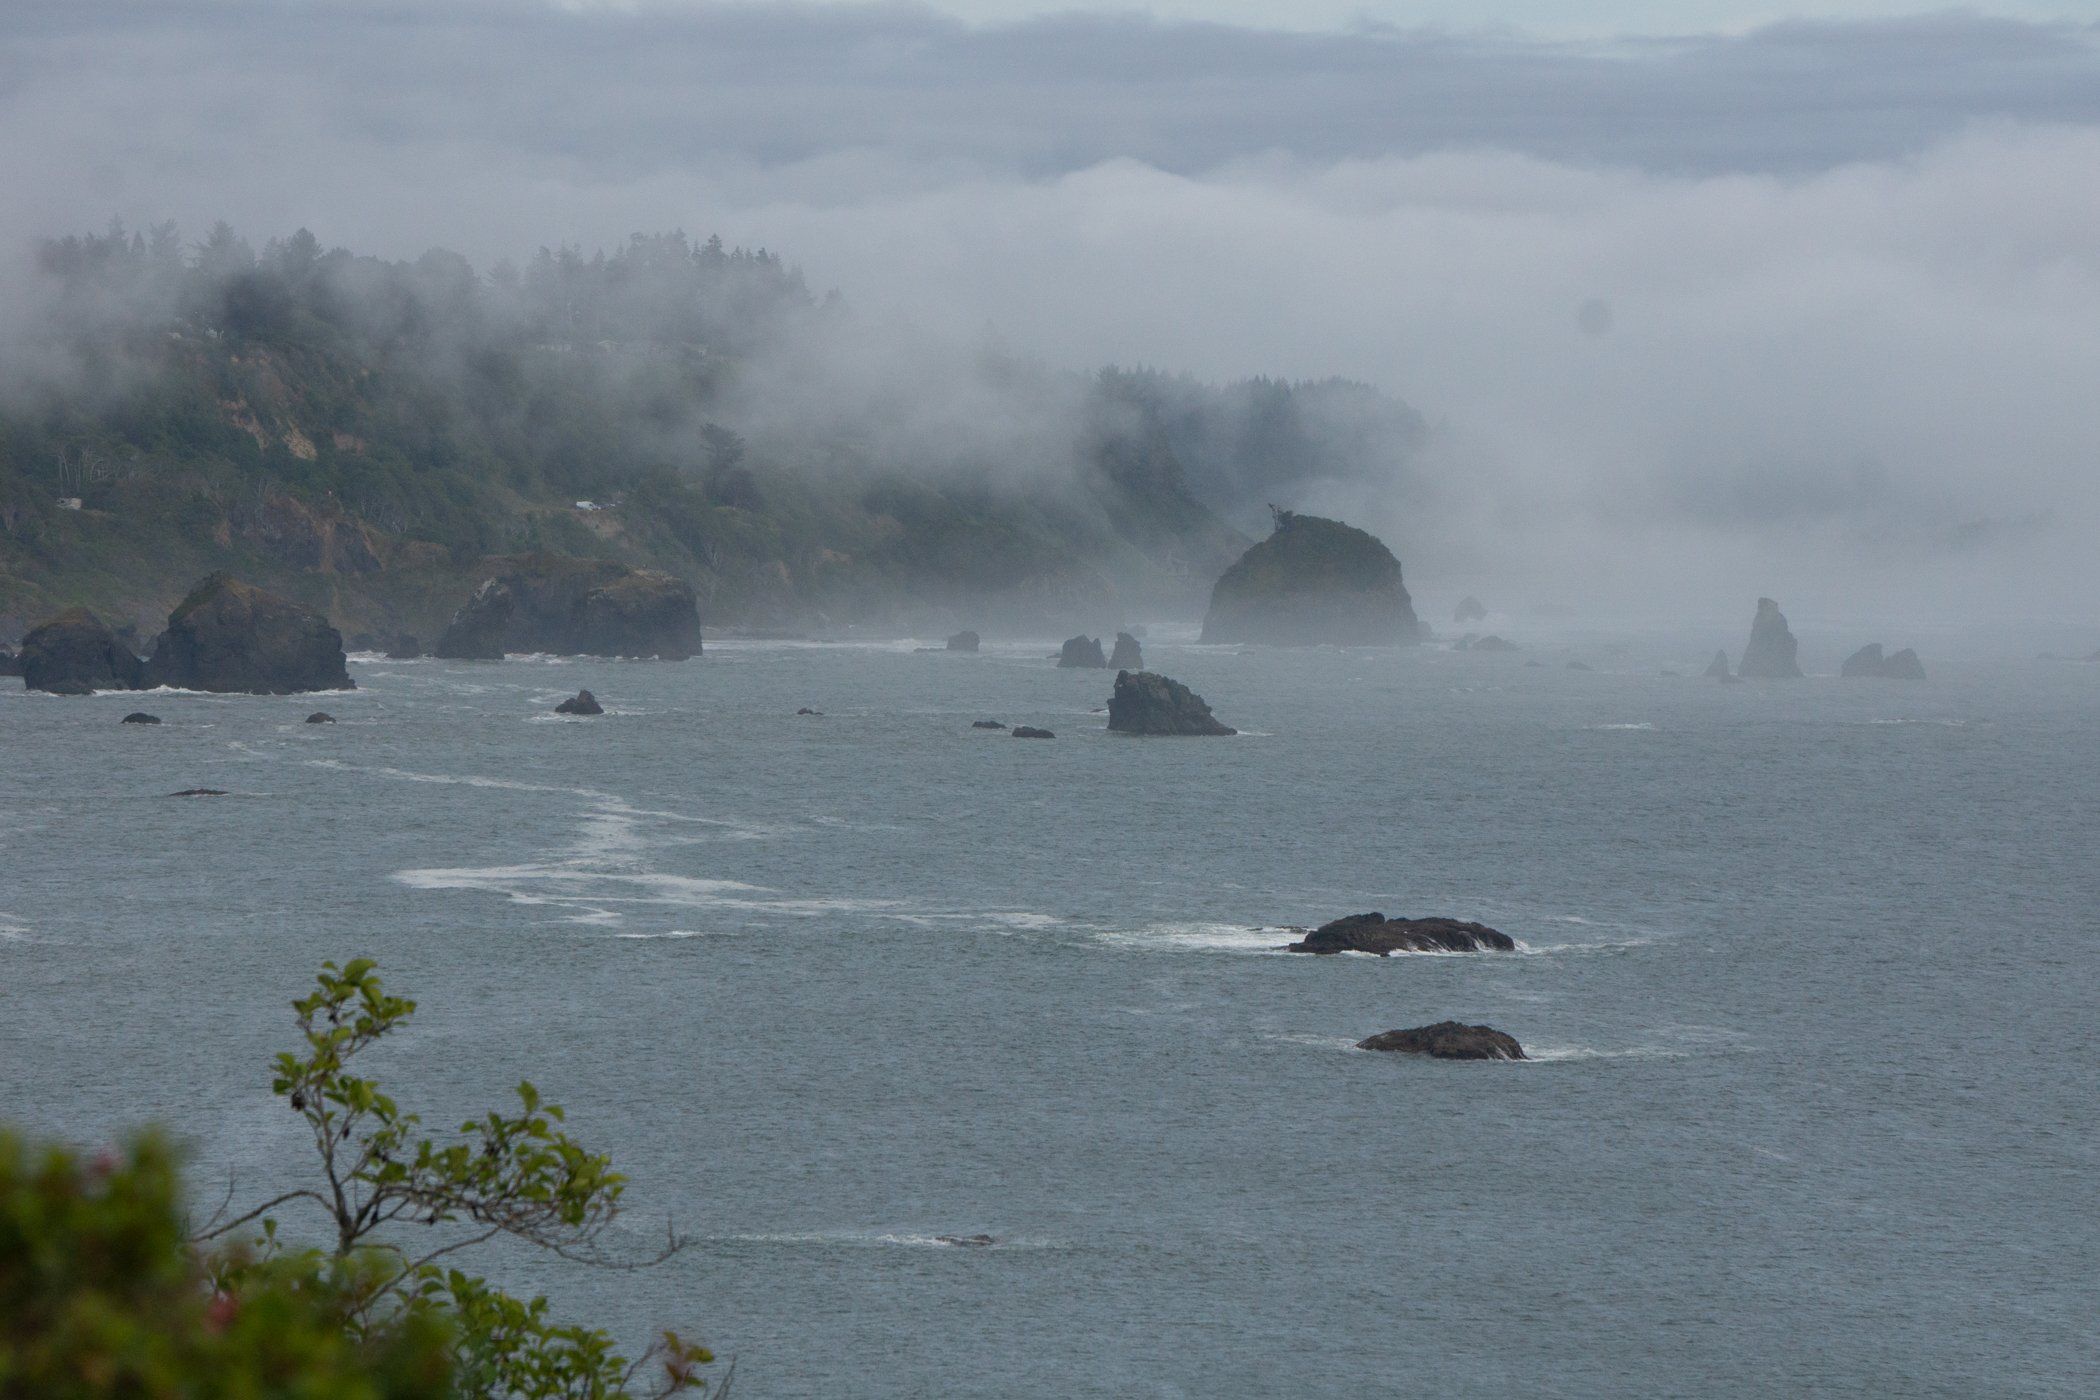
top-left (146, 575), bottom-right (352, 694)
top-left (1058, 636), bottom-right (1108, 668)
top-left (1012, 725), bottom-right (1055, 738)
top-left (1456, 634), bottom-right (1519, 653)
top-left (435, 554), bottom-right (701, 659)
top-left (169, 788), bottom-right (227, 797)
top-left (20, 608), bottom-right (147, 694)
top-left (935, 1234), bottom-right (995, 1247)
top-left (1356, 1022), bottom-right (1526, 1060)
top-left (555, 690), bottom-right (604, 715)
top-left (1200, 510), bottom-right (1421, 646)
top-left (1109, 632), bottom-right (1144, 669)
top-left (1739, 598), bottom-right (1803, 678)
top-left (305, 712), bottom-right (336, 724)
top-left (121, 712), bottom-right (161, 725)
top-left (1704, 649), bottom-right (1732, 680)
top-left (384, 635), bottom-right (422, 660)
top-left (946, 631), bottom-right (980, 652)
top-left (971, 719), bottom-right (1008, 729)
top-left (1106, 670), bottom-right (1236, 736)
top-left (1453, 596), bottom-right (1488, 623)
top-left (1841, 644), bottom-right (1926, 680)
top-left (1285, 913), bottom-right (1516, 956)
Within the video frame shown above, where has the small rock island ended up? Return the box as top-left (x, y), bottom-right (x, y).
top-left (1357, 1022), bottom-right (1527, 1060)
top-left (1105, 670), bottom-right (1236, 735)
top-left (1285, 913), bottom-right (1516, 955)
top-left (1199, 509), bottom-right (1422, 646)
top-left (435, 553), bottom-right (701, 660)
top-left (1840, 644), bottom-right (1926, 680)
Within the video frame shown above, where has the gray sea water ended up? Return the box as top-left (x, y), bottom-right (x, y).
top-left (4, 626), bottom-right (2098, 1398)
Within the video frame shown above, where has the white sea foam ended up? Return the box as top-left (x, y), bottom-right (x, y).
top-left (1091, 922), bottom-right (1295, 955)
top-left (1585, 722), bottom-right (1657, 730)
top-left (712, 1229), bottom-right (1051, 1250)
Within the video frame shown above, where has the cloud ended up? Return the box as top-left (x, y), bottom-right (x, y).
top-left (3, 1), bottom-right (2098, 621)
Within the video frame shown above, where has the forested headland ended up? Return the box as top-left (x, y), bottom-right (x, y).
top-left (0, 222), bottom-right (1428, 640)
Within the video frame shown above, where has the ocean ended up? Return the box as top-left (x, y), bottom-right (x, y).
top-left (4, 626), bottom-right (2096, 1398)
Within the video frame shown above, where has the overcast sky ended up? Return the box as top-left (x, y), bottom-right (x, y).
top-left (5, 0), bottom-right (2098, 622)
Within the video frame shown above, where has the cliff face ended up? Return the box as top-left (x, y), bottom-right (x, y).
top-left (434, 554), bottom-right (702, 659)
top-left (1199, 511), bottom-right (1420, 646)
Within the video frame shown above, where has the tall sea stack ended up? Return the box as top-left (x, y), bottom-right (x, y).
top-left (1199, 510), bottom-right (1421, 646)
top-left (1739, 598), bottom-right (1803, 678)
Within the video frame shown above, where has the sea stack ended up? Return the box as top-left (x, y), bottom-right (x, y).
top-left (18, 608), bottom-right (146, 694)
top-left (435, 553), bottom-right (701, 659)
top-left (1105, 670), bottom-right (1236, 736)
top-left (1738, 598), bottom-right (1803, 678)
top-left (1199, 510), bottom-right (1421, 646)
top-left (1453, 596), bottom-right (1488, 624)
top-left (555, 689), bottom-right (604, 715)
top-left (146, 574), bottom-right (353, 694)
top-left (1704, 649), bottom-right (1732, 680)
top-left (1841, 644), bottom-right (1927, 680)
top-left (1109, 632), bottom-right (1144, 669)
top-left (1058, 636), bottom-right (1108, 668)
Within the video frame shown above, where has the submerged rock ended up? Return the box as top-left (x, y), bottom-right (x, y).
top-left (169, 788), bottom-right (228, 797)
top-left (1109, 632), bottom-right (1144, 669)
top-left (1011, 725), bottom-right (1055, 739)
top-left (1704, 649), bottom-right (1732, 680)
top-left (796, 707), bottom-right (823, 715)
top-left (1566, 660), bottom-right (1592, 671)
top-left (305, 712), bottom-right (337, 724)
top-left (935, 1234), bottom-right (995, 1247)
top-left (435, 553), bottom-right (701, 659)
top-left (971, 719), bottom-right (1008, 729)
top-left (1461, 634), bottom-right (1520, 653)
top-left (1453, 595), bottom-right (1488, 624)
top-left (1058, 635), bottom-right (1108, 668)
top-left (1356, 1022), bottom-right (1526, 1060)
top-left (146, 575), bottom-right (353, 694)
top-left (1738, 597), bottom-right (1803, 678)
top-left (946, 630), bottom-right (980, 652)
top-left (1840, 643), bottom-right (1927, 680)
top-left (121, 712), bottom-right (162, 725)
top-left (19, 608), bottom-right (146, 694)
top-left (555, 689), bottom-right (604, 716)
top-left (1285, 913), bottom-right (1516, 956)
top-left (1106, 670), bottom-right (1236, 736)
top-left (1200, 510), bottom-right (1422, 646)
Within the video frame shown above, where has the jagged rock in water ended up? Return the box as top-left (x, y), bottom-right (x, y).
top-left (1705, 649), bottom-right (1732, 680)
top-left (1106, 670), bottom-right (1236, 736)
top-left (796, 707), bottom-right (822, 715)
top-left (305, 712), bottom-right (336, 724)
top-left (1011, 725), bottom-right (1055, 738)
top-left (555, 690), bottom-right (604, 716)
top-left (121, 712), bottom-right (161, 725)
top-left (145, 575), bottom-right (352, 695)
top-left (435, 554), bottom-right (701, 659)
top-left (1453, 596), bottom-right (1488, 624)
top-left (1356, 1022), bottom-right (1527, 1060)
top-left (946, 631), bottom-right (980, 652)
top-left (169, 788), bottom-right (227, 797)
top-left (1109, 632), bottom-right (1144, 669)
top-left (1200, 510), bottom-right (1421, 646)
top-left (1739, 598), bottom-right (1803, 678)
top-left (971, 720), bottom-right (1008, 729)
top-left (1841, 643), bottom-right (1927, 680)
top-left (384, 634), bottom-right (422, 660)
top-left (1058, 636), bottom-right (1108, 668)
top-left (1285, 912), bottom-right (1516, 956)
top-left (19, 608), bottom-right (147, 694)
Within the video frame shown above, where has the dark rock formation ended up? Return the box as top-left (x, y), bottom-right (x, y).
top-left (555, 690), bottom-right (604, 716)
top-left (1109, 632), bottom-right (1144, 669)
top-left (0, 646), bottom-right (19, 678)
top-left (1058, 635), bottom-right (1108, 668)
top-left (1704, 649), bottom-right (1732, 680)
top-left (1106, 670), bottom-right (1236, 736)
top-left (1739, 597), bottom-right (1803, 678)
top-left (169, 788), bottom-right (227, 797)
top-left (384, 635), bottom-right (422, 660)
top-left (946, 631), bottom-right (980, 652)
top-left (145, 575), bottom-right (353, 695)
top-left (435, 554), bottom-right (701, 659)
top-left (121, 712), bottom-right (161, 725)
top-left (1285, 913), bottom-right (1516, 956)
top-left (20, 608), bottom-right (147, 694)
top-left (1453, 595), bottom-right (1488, 623)
top-left (935, 1234), bottom-right (995, 1247)
top-left (796, 707), bottom-right (822, 715)
top-left (1012, 725), bottom-right (1055, 738)
top-left (1356, 1022), bottom-right (1526, 1060)
top-left (972, 720), bottom-right (1008, 730)
top-left (1841, 643), bottom-right (1927, 680)
top-left (1200, 510), bottom-right (1421, 645)
top-left (305, 712), bottom-right (336, 724)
